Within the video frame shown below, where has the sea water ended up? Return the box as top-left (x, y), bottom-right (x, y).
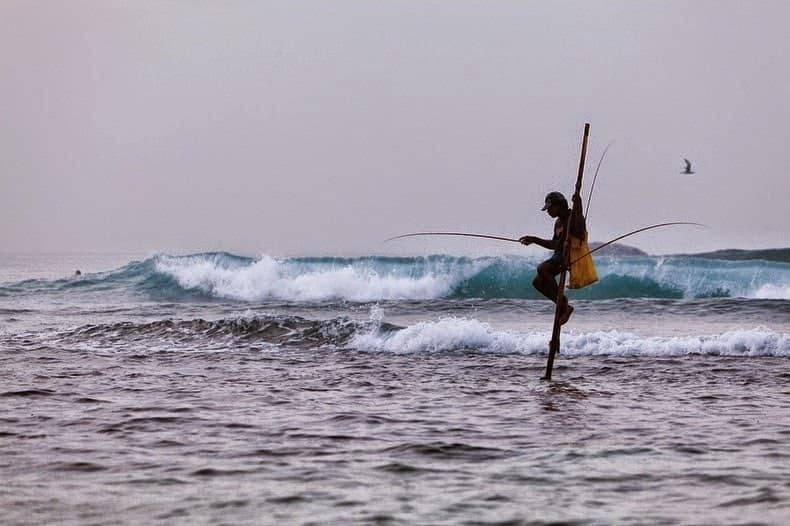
top-left (1, 251), bottom-right (789, 525)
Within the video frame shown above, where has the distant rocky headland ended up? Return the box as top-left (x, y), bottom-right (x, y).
top-left (672, 247), bottom-right (790, 263)
top-left (588, 244), bottom-right (790, 263)
top-left (588, 242), bottom-right (648, 257)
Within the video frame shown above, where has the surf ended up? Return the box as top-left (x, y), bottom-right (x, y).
top-left (351, 317), bottom-right (790, 357)
top-left (17, 313), bottom-right (790, 358)
top-left (2, 251), bottom-right (789, 302)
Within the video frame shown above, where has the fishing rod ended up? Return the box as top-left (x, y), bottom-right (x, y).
top-left (384, 222), bottom-right (707, 261)
top-left (387, 141), bottom-right (614, 246)
top-left (585, 141), bottom-right (613, 219)
top-left (384, 232), bottom-right (520, 244)
top-left (386, 143), bottom-right (614, 246)
top-left (568, 222), bottom-right (707, 266)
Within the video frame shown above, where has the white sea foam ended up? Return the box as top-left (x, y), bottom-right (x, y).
top-left (350, 318), bottom-right (790, 357)
top-left (351, 317), bottom-right (546, 354)
top-left (154, 254), bottom-right (480, 302)
top-left (751, 284), bottom-right (790, 300)
top-left (150, 252), bottom-right (790, 301)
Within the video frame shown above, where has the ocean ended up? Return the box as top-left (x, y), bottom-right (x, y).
top-left (1, 250), bottom-right (789, 525)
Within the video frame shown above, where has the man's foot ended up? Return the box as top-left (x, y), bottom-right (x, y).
top-left (559, 304), bottom-right (574, 325)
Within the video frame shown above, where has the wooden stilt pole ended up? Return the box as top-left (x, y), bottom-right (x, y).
top-left (543, 123), bottom-right (590, 381)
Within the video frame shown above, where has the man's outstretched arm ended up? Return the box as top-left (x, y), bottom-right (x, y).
top-left (519, 236), bottom-right (557, 250)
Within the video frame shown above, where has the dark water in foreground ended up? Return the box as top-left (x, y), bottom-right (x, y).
top-left (3, 347), bottom-right (789, 525)
top-left (2, 252), bottom-right (789, 525)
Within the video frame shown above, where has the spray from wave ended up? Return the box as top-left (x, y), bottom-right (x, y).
top-left (152, 254), bottom-right (480, 302)
top-left (13, 313), bottom-right (789, 357)
top-left (352, 317), bottom-right (790, 357)
top-left (141, 252), bottom-right (790, 301)
top-left (3, 251), bottom-right (789, 302)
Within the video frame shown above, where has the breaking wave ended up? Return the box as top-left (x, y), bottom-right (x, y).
top-left (11, 314), bottom-right (789, 358)
top-left (3, 251), bottom-right (789, 302)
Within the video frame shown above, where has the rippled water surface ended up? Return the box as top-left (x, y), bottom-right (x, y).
top-left (2, 253), bottom-right (789, 525)
top-left (3, 345), bottom-right (790, 525)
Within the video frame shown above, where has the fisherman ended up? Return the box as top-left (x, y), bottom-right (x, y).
top-left (519, 191), bottom-right (587, 325)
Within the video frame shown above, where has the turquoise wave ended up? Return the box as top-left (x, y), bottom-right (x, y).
top-left (2, 251), bottom-right (789, 302)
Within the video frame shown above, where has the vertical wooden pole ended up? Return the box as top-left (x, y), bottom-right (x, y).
top-left (543, 123), bottom-right (590, 381)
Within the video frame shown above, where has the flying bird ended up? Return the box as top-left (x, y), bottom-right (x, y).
top-left (681, 158), bottom-right (695, 175)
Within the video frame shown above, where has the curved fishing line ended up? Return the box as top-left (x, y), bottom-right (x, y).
top-left (384, 232), bottom-right (521, 244)
top-left (585, 141), bottom-right (613, 219)
top-left (569, 222), bottom-right (708, 265)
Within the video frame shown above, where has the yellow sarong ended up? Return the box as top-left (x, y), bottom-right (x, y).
top-left (568, 232), bottom-right (598, 289)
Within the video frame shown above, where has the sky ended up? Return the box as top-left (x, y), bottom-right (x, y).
top-left (1, 1), bottom-right (788, 257)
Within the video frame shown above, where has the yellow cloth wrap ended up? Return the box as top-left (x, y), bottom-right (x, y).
top-left (568, 232), bottom-right (598, 289)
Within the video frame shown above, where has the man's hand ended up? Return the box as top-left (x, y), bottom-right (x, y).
top-left (519, 235), bottom-right (536, 246)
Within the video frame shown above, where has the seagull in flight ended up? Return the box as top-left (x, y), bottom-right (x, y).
top-left (682, 158), bottom-right (695, 175)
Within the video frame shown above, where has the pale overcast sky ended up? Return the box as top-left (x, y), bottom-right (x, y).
top-left (1, 1), bottom-right (788, 256)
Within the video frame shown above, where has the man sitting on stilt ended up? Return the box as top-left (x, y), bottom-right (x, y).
top-left (519, 191), bottom-right (587, 325)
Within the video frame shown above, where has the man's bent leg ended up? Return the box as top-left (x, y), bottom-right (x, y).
top-left (533, 259), bottom-right (573, 323)
top-left (533, 261), bottom-right (559, 302)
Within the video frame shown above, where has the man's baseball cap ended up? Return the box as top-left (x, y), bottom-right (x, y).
top-left (541, 191), bottom-right (567, 211)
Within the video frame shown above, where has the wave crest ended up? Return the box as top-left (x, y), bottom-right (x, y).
top-left (26, 314), bottom-right (790, 358)
top-left (154, 254), bottom-right (477, 302)
top-left (4, 252), bottom-right (790, 301)
top-left (150, 253), bottom-right (790, 301)
top-left (351, 318), bottom-right (790, 357)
